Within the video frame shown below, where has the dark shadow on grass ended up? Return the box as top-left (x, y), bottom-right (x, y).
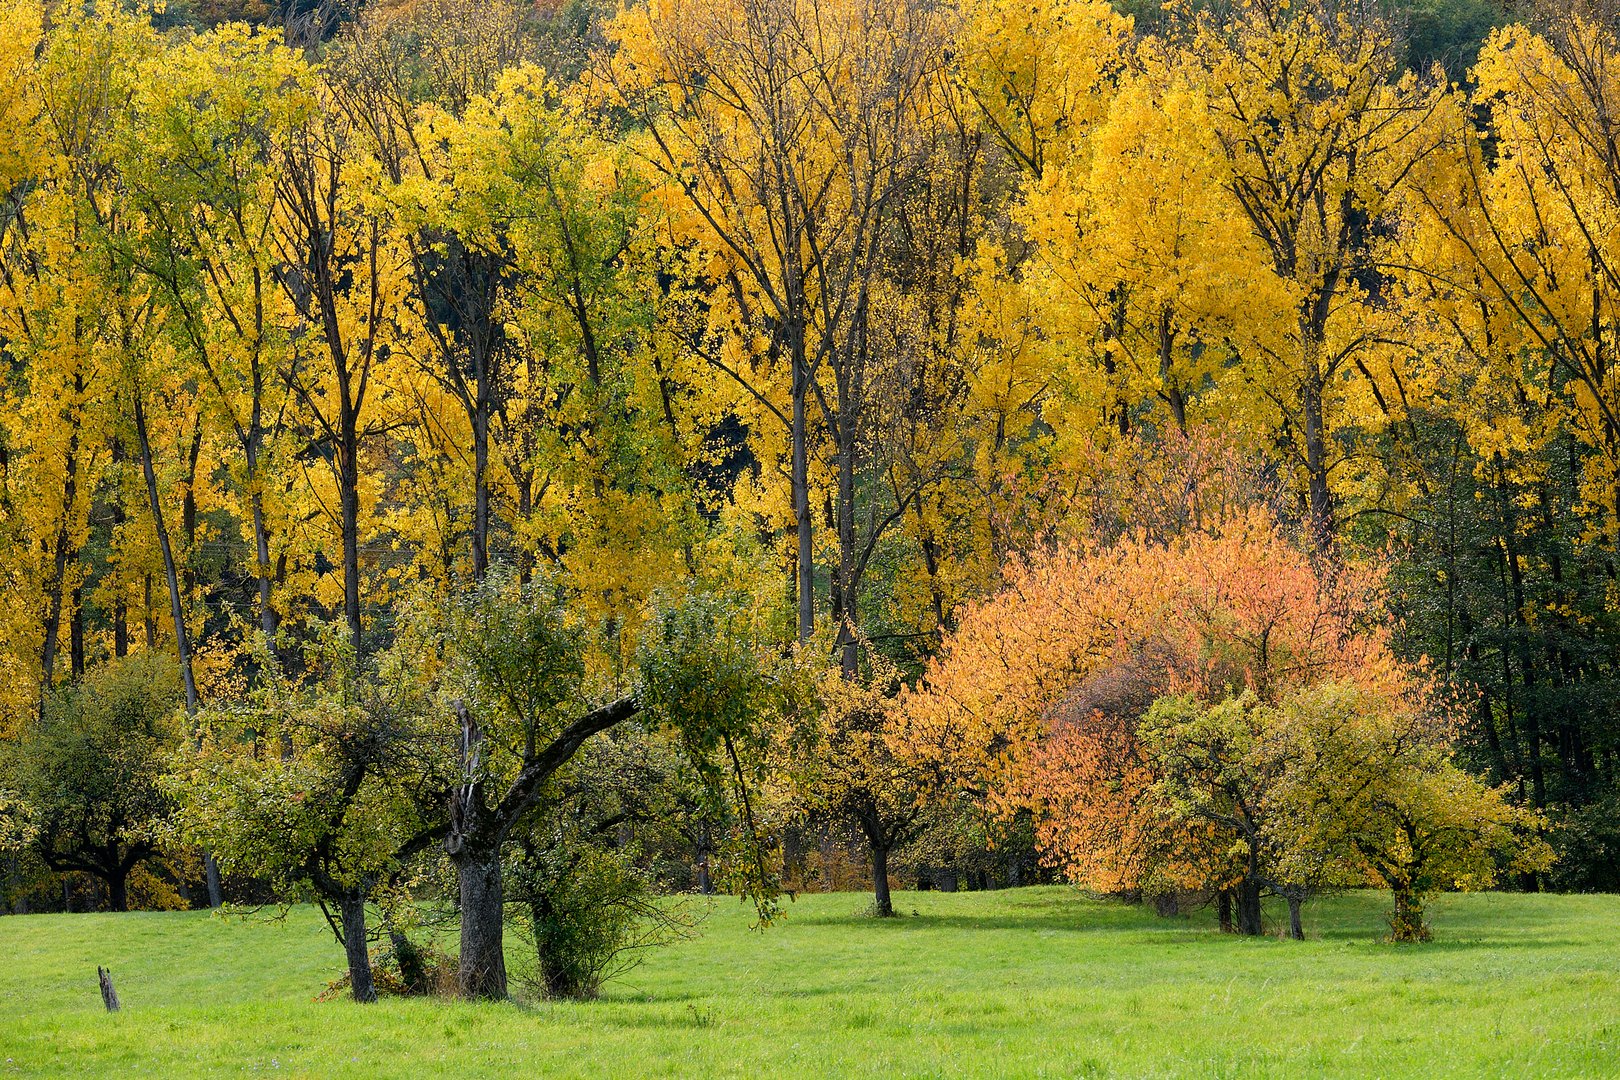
top-left (774, 892), bottom-right (1585, 954)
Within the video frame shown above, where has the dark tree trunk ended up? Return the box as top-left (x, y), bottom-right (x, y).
top-left (69, 583), bottom-right (84, 678)
top-left (532, 891), bottom-right (581, 1000)
top-left (1158, 307), bottom-right (1189, 434)
top-left (1217, 889), bottom-right (1234, 933)
top-left (132, 386), bottom-right (199, 714)
top-left (182, 425), bottom-right (202, 601)
top-left (133, 386), bottom-right (221, 909)
top-left (1496, 462), bottom-right (1546, 812)
top-left (39, 371), bottom-right (83, 714)
top-left (695, 824), bottom-right (714, 894)
top-left (916, 501), bottom-right (949, 636)
top-left (114, 596), bottom-right (129, 657)
top-left (340, 889), bottom-right (378, 1003)
top-left (1286, 895), bottom-right (1304, 940)
top-left (338, 430), bottom-right (363, 660)
top-left (1302, 369), bottom-right (1334, 552)
top-left (471, 359), bottom-right (491, 581)
top-left (204, 855), bottom-right (223, 910)
top-left (442, 697), bottom-right (638, 1000)
top-left (98, 966), bottom-right (121, 1011)
top-left (833, 358), bottom-right (860, 677)
top-left (1235, 875), bottom-right (1263, 936)
top-left (871, 842), bottom-right (893, 917)
top-left (790, 317), bottom-right (813, 646)
top-left (390, 927), bottom-right (429, 995)
top-left (455, 848), bottom-right (507, 1000)
top-left (250, 486), bottom-right (278, 650)
top-left (107, 869), bottom-right (129, 914)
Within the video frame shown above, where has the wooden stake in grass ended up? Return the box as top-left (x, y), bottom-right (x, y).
top-left (97, 967), bottom-right (120, 1012)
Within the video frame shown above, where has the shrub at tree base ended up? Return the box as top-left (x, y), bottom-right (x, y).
top-left (316, 942), bottom-right (459, 1002)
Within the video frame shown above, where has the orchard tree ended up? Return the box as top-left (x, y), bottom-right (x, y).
top-left (901, 509), bottom-right (1421, 932)
top-left (5, 655), bottom-right (182, 912)
top-left (428, 574), bottom-right (781, 1000)
top-left (1269, 683), bottom-right (1552, 941)
top-left (170, 632), bottom-right (450, 1002)
top-left (902, 509), bottom-right (1399, 802)
top-left (788, 656), bottom-right (941, 916)
top-left (1138, 693), bottom-right (1286, 936)
top-left (508, 728), bottom-right (703, 1000)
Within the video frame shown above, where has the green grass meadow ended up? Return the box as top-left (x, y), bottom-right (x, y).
top-left (1, 887), bottom-right (1616, 1078)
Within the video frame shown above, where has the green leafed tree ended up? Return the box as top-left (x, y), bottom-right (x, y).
top-left (5, 654), bottom-right (182, 912)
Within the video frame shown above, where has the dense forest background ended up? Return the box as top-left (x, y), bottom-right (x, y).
top-left (2, 0), bottom-right (1618, 1001)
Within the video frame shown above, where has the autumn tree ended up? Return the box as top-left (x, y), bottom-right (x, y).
top-left (0, 4), bottom-right (145, 712)
top-left (787, 655), bottom-right (940, 916)
top-left (1267, 683), bottom-right (1551, 941)
top-left (1190, 0), bottom-right (1448, 548)
top-left (901, 509), bottom-right (1416, 932)
top-left (1384, 4), bottom-right (1620, 875)
top-left (118, 25), bottom-right (312, 654)
top-left (271, 59), bottom-right (414, 659)
top-left (411, 63), bottom-right (696, 596)
top-left (607, 0), bottom-right (954, 666)
top-left (329, 1), bottom-right (528, 583)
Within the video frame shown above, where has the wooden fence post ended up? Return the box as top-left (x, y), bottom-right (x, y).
top-left (97, 966), bottom-right (120, 1012)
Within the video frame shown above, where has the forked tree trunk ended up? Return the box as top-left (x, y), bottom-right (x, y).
top-left (98, 966), bottom-right (120, 1011)
top-left (443, 697), bottom-right (638, 1000)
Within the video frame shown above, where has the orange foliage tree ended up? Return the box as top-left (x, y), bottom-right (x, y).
top-left (897, 509), bottom-right (1418, 930)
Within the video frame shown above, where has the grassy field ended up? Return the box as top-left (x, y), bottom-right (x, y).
top-left (1, 887), bottom-right (1616, 1078)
